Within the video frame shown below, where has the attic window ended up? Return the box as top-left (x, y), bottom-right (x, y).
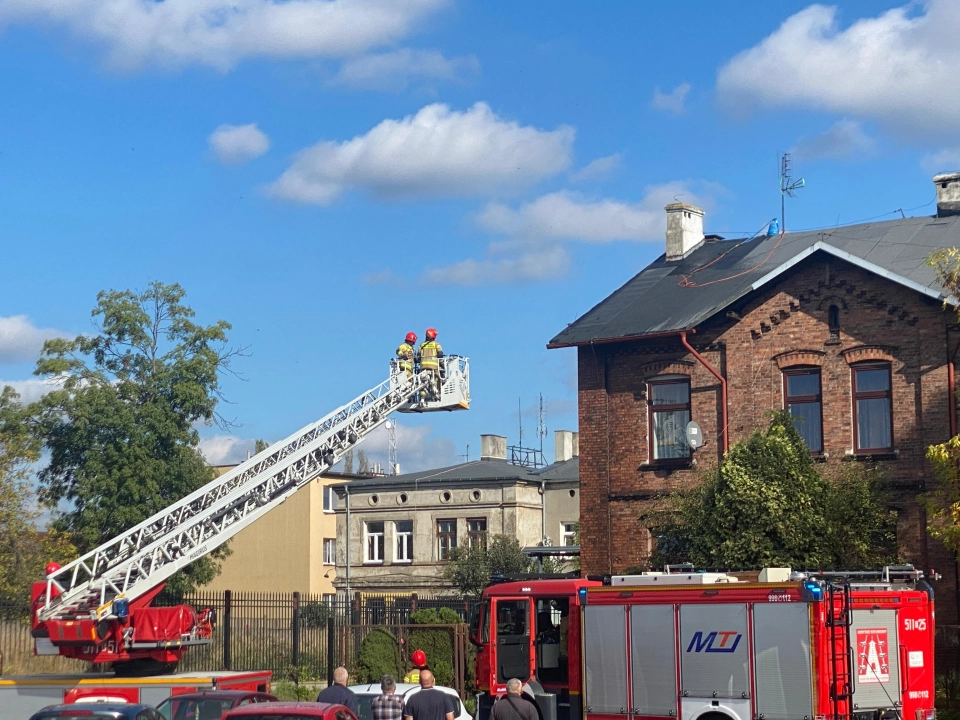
top-left (943, 182), bottom-right (949, 189)
top-left (828, 305), bottom-right (840, 340)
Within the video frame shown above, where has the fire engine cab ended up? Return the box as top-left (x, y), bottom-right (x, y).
top-left (471, 566), bottom-right (935, 720)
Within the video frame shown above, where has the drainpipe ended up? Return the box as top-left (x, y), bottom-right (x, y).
top-left (345, 485), bottom-right (351, 600)
top-left (541, 479), bottom-right (548, 547)
top-left (680, 330), bottom-right (729, 454)
top-left (949, 337), bottom-right (960, 437)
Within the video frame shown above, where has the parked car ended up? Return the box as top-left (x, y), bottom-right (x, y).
top-left (348, 683), bottom-right (470, 720)
top-left (29, 703), bottom-right (163, 720)
top-left (156, 690), bottom-right (278, 720)
top-left (222, 702), bottom-right (358, 720)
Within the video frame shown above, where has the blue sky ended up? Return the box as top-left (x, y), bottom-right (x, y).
top-left (2, 0), bottom-right (958, 472)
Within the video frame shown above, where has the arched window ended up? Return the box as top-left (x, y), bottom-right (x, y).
top-left (828, 305), bottom-right (840, 339)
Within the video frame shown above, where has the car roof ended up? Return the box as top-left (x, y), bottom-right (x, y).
top-left (41, 704), bottom-right (153, 711)
top-left (226, 701), bottom-right (345, 716)
top-left (161, 690), bottom-right (274, 701)
top-left (349, 684), bottom-right (458, 698)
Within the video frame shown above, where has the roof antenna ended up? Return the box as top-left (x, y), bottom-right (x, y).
top-left (779, 152), bottom-right (805, 232)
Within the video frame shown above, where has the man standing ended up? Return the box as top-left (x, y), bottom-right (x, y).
top-left (316, 666), bottom-right (359, 715)
top-left (491, 679), bottom-right (538, 720)
top-left (418, 328), bottom-right (443, 398)
top-left (397, 332), bottom-right (417, 378)
top-left (372, 675), bottom-right (405, 720)
top-left (403, 669), bottom-right (454, 720)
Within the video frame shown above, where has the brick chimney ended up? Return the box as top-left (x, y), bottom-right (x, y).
top-left (480, 434), bottom-right (507, 461)
top-left (665, 203), bottom-right (705, 261)
top-left (934, 172), bottom-right (960, 217)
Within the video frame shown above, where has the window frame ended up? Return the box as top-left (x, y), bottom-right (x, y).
top-left (560, 522), bottom-right (577, 547)
top-left (467, 518), bottom-right (487, 549)
top-left (323, 486), bottom-right (335, 513)
top-left (646, 376), bottom-right (692, 464)
top-left (395, 520), bottom-right (413, 563)
top-left (364, 521), bottom-right (385, 564)
top-left (851, 362), bottom-right (894, 453)
top-left (782, 366), bottom-right (824, 455)
top-left (437, 519), bottom-right (457, 561)
top-left (323, 537), bottom-right (336, 566)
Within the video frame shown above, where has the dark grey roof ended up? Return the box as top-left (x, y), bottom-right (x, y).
top-left (531, 457), bottom-right (579, 481)
top-left (549, 214), bottom-right (960, 347)
top-left (333, 457), bottom-right (538, 489)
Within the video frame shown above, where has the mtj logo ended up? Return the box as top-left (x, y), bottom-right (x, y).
top-left (686, 631), bottom-right (742, 653)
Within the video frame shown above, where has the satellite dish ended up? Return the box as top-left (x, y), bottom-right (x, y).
top-left (385, 420), bottom-right (393, 429)
top-left (686, 421), bottom-right (704, 450)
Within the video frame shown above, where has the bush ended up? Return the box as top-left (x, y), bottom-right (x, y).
top-left (357, 628), bottom-right (401, 683)
top-left (300, 600), bottom-right (333, 629)
top-left (407, 608), bottom-right (463, 687)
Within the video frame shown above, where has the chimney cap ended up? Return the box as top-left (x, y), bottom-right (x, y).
top-left (664, 202), bottom-right (704, 215)
top-left (933, 172), bottom-right (960, 184)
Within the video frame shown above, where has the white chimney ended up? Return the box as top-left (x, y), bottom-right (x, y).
top-left (555, 430), bottom-right (579, 462)
top-left (665, 203), bottom-right (705, 261)
top-left (480, 434), bottom-right (507, 461)
top-left (934, 172), bottom-right (960, 217)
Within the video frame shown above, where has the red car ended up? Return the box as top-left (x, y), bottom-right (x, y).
top-left (223, 702), bottom-right (358, 720)
top-left (157, 690), bottom-right (278, 720)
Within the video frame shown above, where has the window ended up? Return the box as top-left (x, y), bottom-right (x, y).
top-left (828, 305), bottom-right (841, 340)
top-left (648, 377), bottom-right (691, 461)
top-left (323, 538), bottom-right (336, 565)
top-left (467, 518), bottom-right (487, 549)
top-left (853, 364), bottom-right (893, 452)
top-left (437, 519), bottom-right (457, 560)
top-left (396, 520), bottom-right (413, 563)
top-left (364, 521), bottom-right (384, 563)
top-left (323, 486), bottom-right (335, 513)
top-left (784, 368), bottom-right (823, 453)
top-left (561, 522), bottom-right (577, 547)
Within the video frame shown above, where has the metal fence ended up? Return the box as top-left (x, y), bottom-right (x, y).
top-left (2, 592), bottom-right (477, 690)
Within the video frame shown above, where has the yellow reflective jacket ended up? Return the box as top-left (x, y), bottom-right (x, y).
top-left (396, 342), bottom-right (415, 361)
top-left (419, 340), bottom-right (442, 369)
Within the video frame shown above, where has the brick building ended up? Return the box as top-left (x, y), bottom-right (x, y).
top-left (549, 172), bottom-right (960, 623)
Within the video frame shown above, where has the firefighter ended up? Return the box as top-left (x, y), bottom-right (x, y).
top-left (397, 332), bottom-right (417, 377)
top-left (418, 328), bottom-right (443, 398)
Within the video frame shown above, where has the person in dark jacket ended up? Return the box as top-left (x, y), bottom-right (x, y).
top-left (317, 666), bottom-right (359, 715)
top-left (491, 679), bottom-right (538, 720)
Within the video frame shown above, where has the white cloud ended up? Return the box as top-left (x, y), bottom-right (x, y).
top-left (477, 183), bottom-right (700, 244)
top-left (716, 1), bottom-right (960, 136)
top-left (791, 119), bottom-right (876, 161)
top-left (347, 422), bottom-right (458, 473)
top-left (652, 83), bottom-right (691, 114)
top-left (924, 146), bottom-right (960, 173)
top-left (362, 269), bottom-right (394, 285)
top-left (331, 48), bottom-right (479, 91)
top-left (569, 153), bottom-right (621, 184)
top-left (421, 246), bottom-right (571, 286)
top-left (267, 102), bottom-right (574, 204)
top-left (209, 123), bottom-right (270, 165)
top-left (0, 0), bottom-right (447, 71)
top-left (0, 315), bottom-right (72, 364)
top-left (199, 434), bottom-right (258, 465)
top-left (0, 377), bottom-right (65, 404)
top-left (421, 181), bottom-right (715, 286)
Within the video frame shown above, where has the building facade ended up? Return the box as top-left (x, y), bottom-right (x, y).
top-left (332, 432), bottom-right (580, 593)
top-left (549, 173), bottom-right (960, 624)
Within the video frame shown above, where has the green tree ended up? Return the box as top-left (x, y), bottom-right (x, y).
top-left (648, 411), bottom-right (898, 570)
top-left (357, 449), bottom-right (370, 474)
top-left (408, 607), bottom-right (463, 687)
top-left (0, 387), bottom-right (76, 604)
top-left (254, 438), bottom-right (269, 454)
top-left (445, 535), bottom-right (533, 595)
top-left (32, 282), bottom-right (243, 592)
top-left (356, 628), bottom-right (402, 683)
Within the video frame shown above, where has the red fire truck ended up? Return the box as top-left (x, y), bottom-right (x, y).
top-left (470, 566), bottom-right (936, 720)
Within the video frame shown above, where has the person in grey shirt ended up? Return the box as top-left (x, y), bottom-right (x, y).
top-left (491, 679), bottom-right (538, 720)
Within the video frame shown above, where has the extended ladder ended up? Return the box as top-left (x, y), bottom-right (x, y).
top-left (827, 580), bottom-right (854, 720)
top-left (39, 358), bottom-right (469, 623)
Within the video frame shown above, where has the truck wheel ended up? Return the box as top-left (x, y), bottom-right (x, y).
top-left (111, 659), bottom-right (179, 676)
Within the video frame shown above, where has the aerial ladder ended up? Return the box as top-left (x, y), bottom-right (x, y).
top-left (30, 356), bottom-right (470, 674)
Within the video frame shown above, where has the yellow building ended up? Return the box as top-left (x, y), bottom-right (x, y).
top-left (201, 468), bottom-right (367, 596)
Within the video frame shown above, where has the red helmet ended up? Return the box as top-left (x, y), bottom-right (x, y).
top-left (405, 332), bottom-right (417, 344)
top-left (425, 328), bottom-right (437, 341)
top-left (45, 562), bottom-right (62, 576)
top-left (412, 649), bottom-right (427, 667)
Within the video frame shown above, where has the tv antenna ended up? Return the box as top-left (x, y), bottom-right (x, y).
top-left (779, 152), bottom-right (805, 232)
top-left (509, 396), bottom-right (546, 468)
top-left (537, 394), bottom-right (547, 458)
top-left (459, 443), bottom-right (470, 463)
top-left (385, 419), bottom-right (398, 475)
